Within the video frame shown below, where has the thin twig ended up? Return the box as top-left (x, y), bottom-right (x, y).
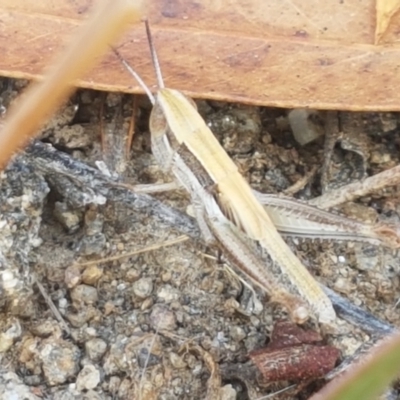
top-left (77, 235), bottom-right (189, 267)
top-left (138, 328), bottom-right (160, 400)
top-left (123, 181), bottom-right (179, 194)
top-left (310, 164), bottom-right (400, 209)
top-left (34, 274), bottom-right (71, 336)
top-left (283, 165), bottom-right (318, 196)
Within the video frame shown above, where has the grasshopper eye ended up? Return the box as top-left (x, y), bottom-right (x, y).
top-left (149, 101), bottom-right (168, 138)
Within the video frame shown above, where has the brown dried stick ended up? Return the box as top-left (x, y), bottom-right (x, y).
top-left (310, 164), bottom-right (400, 209)
top-left (0, 0), bottom-right (142, 169)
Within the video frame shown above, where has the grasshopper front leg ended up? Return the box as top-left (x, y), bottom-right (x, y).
top-left (150, 98), bottom-right (215, 245)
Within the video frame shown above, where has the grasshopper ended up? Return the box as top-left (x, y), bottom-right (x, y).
top-left (112, 22), bottom-right (334, 325)
top-left (112, 21), bottom-right (399, 325)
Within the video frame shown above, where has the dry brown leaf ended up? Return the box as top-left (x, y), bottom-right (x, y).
top-left (1, 0), bottom-right (400, 110)
top-left (375, 0), bottom-right (400, 44)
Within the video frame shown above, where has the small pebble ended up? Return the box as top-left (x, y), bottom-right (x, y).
top-left (125, 268), bottom-right (141, 283)
top-left (230, 326), bottom-right (246, 342)
top-left (224, 298), bottom-right (241, 314)
top-left (380, 112), bottom-right (397, 132)
top-left (161, 271), bottom-right (172, 282)
top-left (334, 277), bottom-right (355, 294)
top-left (185, 353), bottom-right (198, 369)
top-left (66, 308), bottom-right (96, 328)
top-left (82, 265), bottom-right (103, 285)
top-left (0, 371), bottom-right (40, 400)
top-left (354, 245), bottom-right (379, 271)
top-left (39, 339), bottom-right (80, 385)
top-left (65, 265), bottom-right (81, 288)
top-left (149, 304), bottom-right (177, 331)
top-left (79, 233), bottom-right (106, 256)
top-left (200, 336), bottom-right (213, 351)
top-left (141, 297), bottom-right (154, 311)
top-left (84, 207), bottom-right (104, 236)
top-left (220, 384), bottom-right (237, 400)
top-left (85, 327), bottom-right (97, 337)
top-left (169, 352), bottom-right (187, 369)
top-left (157, 285), bottom-right (180, 303)
top-left (171, 377), bottom-right (184, 395)
top-left (212, 279), bottom-right (224, 294)
top-left (54, 202), bottom-right (82, 233)
top-left (370, 149), bottom-right (391, 164)
top-left (359, 282), bottom-right (377, 298)
top-left (0, 319), bottom-right (22, 353)
top-left (132, 277), bottom-right (153, 299)
top-left (250, 316), bottom-right (261, 328)
top-left (108, 376), bottom-right (121, 396)
top-left (103, 301), bottom-right (116, 316)
top-left (288, 109), bottom-right (323, 145)
top-left (30, 319), bottom-right (58, 337)
top-left (0, 333), bottom-right (14, 353)
top-left (85, 338), bottom-right (107, 362)
top-left (70, 285), bottom-right (98, 305)
top-left (76, 364), bottom-right (100, 391)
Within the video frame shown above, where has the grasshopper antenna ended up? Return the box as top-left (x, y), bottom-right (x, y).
top-left (111, 46), bottom-right (155, 105)
top-left (144, 19), bottom-right (165, 89)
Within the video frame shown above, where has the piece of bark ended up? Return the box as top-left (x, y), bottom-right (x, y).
top-left (249, 321), bottom-right (340, 382)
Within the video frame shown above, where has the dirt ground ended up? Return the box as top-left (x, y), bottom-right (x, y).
top-left (1, 77), bottom-right (400, 399)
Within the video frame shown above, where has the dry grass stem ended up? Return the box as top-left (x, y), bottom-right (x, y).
top-left (34, 274), bottom-right (71, 335)
top-left (124, 181), bottom-right (180, 194)
top-left (310, 164), bottom-right (400, 209)
top-left (283, 165), bottom-right (318, 196)
top-left (76, 235), bottom-right (189, 267)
